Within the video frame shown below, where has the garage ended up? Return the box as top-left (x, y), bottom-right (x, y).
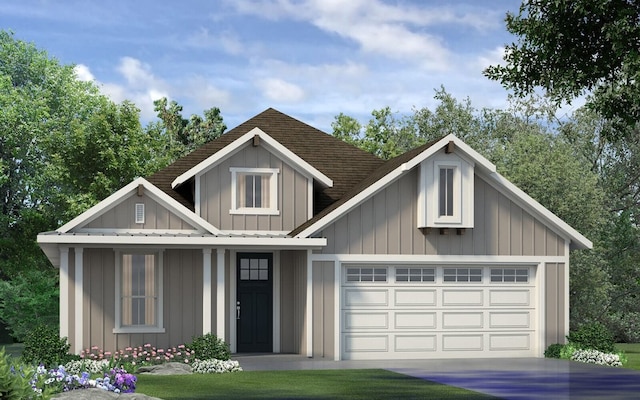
top-left (341, 264), bottom-right (538, 360)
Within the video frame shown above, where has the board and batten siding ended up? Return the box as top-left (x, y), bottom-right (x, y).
top-left (199, 143), bottom-right (310, 231)
top-left (69, 248), bottom-right (205, 353)
top-left (279, 250), bottom-right (308, 354)
top-left (83, 193), bottom-right (197, 231)
top-left (311, 261), bottom-right (335, 359)
top-left (545, 262), bottom-right (567, 345)
top-left (317, 170), bottom-right (566, 257)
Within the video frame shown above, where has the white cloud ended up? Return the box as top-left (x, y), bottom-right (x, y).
top-left (257, 78), bottom-right (305, 102)
top-left (186, 27), bottom-right (244, 55)
top-left (476, 46), bottom-right (506, 71)
top-left (74, 64), bottom-right (95, 82)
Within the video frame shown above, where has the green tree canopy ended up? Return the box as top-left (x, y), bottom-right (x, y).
top-left (484, 0), bottom-right (640, 138)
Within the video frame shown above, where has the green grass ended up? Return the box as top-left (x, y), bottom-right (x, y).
top-left (617, 343), bottom-right (640, 370)
top-left (136, 369), bottom-right (495, 399)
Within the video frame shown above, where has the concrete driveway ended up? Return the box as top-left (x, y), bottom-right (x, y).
top-left (234, 354), bottom-right (640, 399)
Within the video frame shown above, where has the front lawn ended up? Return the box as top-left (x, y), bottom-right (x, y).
top-left (617, 343), bottom-right (640, 370)
top-left (136, 369), bottom-right (495, 399)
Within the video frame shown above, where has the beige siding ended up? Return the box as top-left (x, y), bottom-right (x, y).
top-left (75, 248), bottom-right (203, 353)
top-left (83, 193), bottom-right (197, 231)
top-left (545, 262), bottom-right (567, 346)
top-left (199, 143), bottom-right (310, 231)
top-left (318, 171), bottom-right (566, 256)
top-left (311, 261), bottom-right (335, 359)
top-left (280, 250), bottom-right (307, 353)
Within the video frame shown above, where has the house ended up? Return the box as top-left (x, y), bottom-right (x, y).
top-left (37, 108), bottom-right (591, 360)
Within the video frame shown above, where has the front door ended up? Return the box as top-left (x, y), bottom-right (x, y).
top-left (236, 253), bottom-right (273, 352)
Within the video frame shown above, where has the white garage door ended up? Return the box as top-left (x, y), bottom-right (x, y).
top-left (341, 265), bottom-right (538, 360)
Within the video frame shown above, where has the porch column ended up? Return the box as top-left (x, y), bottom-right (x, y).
top-left (216, 248), bottom-right (225, 340)
top-left (306, 249), bottom-right (313, 357)
top-left (202, 248), bottom-right (212, 335)
top-left (74, 248), bottom-right (83, 354)
top-left (59, 247), bottom-right (69, 340)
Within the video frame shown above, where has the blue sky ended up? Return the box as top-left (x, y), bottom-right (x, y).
top-left (2, 0), bottom-right (522, 132)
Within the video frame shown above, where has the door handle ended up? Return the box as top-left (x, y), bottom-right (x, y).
top-left (236, 301), bottom-right (241, 320)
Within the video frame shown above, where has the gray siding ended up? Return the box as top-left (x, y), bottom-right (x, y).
top-left (318, 171), bottom-right (566, 256)
top-left (84, 193), bottom-right (196, 230)
top-left (312, 261), bottom-right (335, 359)
top-left (545, 262), bottom-right (567, 346)
top-left (69, 248), bottom-right (204, 353)
top-left (199, 143), bottom-right (310, 231)
top-left (280, 250), bottom-right (307, 353)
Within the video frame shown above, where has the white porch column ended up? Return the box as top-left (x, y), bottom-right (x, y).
top-left (306, 249), bottom-right (313, 357)
top-left (74, 248), bottom-right (84, 354)
top-left (59, 247), bottom-right (69, 340)
top-left (216, 248), bottom-right (226, 340)
top-left (202, 248), bottom-right (212, 335)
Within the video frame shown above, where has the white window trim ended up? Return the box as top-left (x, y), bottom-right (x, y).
top-left (434, 160), bottom-right (462, 224)
top-left (113, 249), bottom-right (165, 334)
top-left (229, 167), bottom-right (280, 215)
top-left (134, 203), bottom-right (145, 224)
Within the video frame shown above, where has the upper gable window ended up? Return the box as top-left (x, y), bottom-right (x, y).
top-left (418, 153), bottom-right (474, 228)
top-left (230, 167), bottom-right (279, 215)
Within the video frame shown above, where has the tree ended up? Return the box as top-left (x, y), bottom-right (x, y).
top-left (484, 0), bottom-right (640, 138)
top-left (150, 97), bottom-right (226, 160)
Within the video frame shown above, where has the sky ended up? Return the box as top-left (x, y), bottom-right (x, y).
top-left (2, 0), bottom-right (523, 132)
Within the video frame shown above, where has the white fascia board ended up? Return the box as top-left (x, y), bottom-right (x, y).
top-left (57, 177), bottom-right (222, 235)
top-left (485, 171), bottom-right (593, 250)
top-left (295, 134), bottom-right (492, 238)
top-left (172, 127), bottom-right (333, 188)
top-left (37, 233), bottom-right (327, 248)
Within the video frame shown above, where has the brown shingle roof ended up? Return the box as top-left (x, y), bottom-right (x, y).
top-left (147, 108), bottom-right (384, 213)
top-left (289, 136), bottom-right (445, 236)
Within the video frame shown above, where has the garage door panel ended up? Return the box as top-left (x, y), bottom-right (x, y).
top-left (394, 289), bottom-right (436, 306)
top-left (442, 334), bottom-right (484, 351)
top-left (489, 334), bottom-right (531, 350)
top-left (344, 288), bottom-right (389, 307)
top-left (489, 289), bottom-right (531, 306)
top-left (489, 312), bottom-right (531, 328)
top-left (394, 335), bottom-right (437, 352)
top-left (344, 335), bottom-right (388, 352)
top-left (442, 312), bottom-right (484, 329)
top-left (344, 312), bottom-right (389, 330)
top-left (442, 289), bottom-right (484, 306)
top-left (394, 312), bottom-right (436, 329)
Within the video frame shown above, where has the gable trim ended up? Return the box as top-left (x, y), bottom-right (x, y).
top-left (171, 127), bottom-right (333, 189)
top-left (57, 177), bottom-right (222, 234)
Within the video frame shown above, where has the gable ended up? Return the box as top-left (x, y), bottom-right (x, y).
top-left (316, 171), bottom-right (567, 256)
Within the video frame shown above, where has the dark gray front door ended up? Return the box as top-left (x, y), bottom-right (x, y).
top-left (236, 253), bottom-right (273, 352)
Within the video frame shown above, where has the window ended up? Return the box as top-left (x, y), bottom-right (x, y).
top-left (444, 268), bottom-right (482, 282)
top-left (230, 167), bottom-right (279, 215)
top-left (346, 267), bottom-right (387, 282)
top-left (239, 257), bottom-right (269, 281)
top-left (491, 268), bottom-right (529, 283)
top-left (114, 251), bottom-right (164, 333)
top-left (439, 167), bottom-right (454, 217)
top-left (396, 267), bottom-right (435, 282)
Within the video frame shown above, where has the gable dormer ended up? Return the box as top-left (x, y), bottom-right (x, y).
top-left (172, 127), bottom-right (333, 232)
top-left (417, 141), bottom-right (474, 229)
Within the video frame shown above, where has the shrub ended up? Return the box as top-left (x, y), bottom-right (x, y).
top-left (544, 343), bottom-right (564, 358)
top-left (0, 347), bottom-right (41, 400)
top-left (567, 321), bottom-right (616, 353)
top-left (21, 325), bottom-right (72, 368)
top-left (186, 333), bottom-right (230, 361)
top-left (571, 349), bottom-right (622, 367)
top-left (560, 343), bottom-right (578, 359)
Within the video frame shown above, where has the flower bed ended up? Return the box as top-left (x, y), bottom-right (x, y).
top-left (192, 359), bottom-right (243, 374)
top-left (571, 349), bottom-right (623, 367)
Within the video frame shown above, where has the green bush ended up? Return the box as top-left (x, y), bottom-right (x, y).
top-left (567, 321), bottom-right (616, 353)
top-left (21, 325), bottom-right (72, 368)
top-left (0, 347), bottom-right (37, 400)
top-left (560, 343), bottom-right (578, 359)
top-left (186, 333), bottom-right (230, 361)
top-left (544, 343), bottom-right (564, 358)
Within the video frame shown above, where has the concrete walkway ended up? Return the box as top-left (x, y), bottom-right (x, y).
top-left (234, 354), bottom-right (640, 399)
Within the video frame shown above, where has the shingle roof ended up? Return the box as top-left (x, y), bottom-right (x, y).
top-left (147, 108), bottom-right (384, 213)
top-left (289, 136), bottom-right (444, 236)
